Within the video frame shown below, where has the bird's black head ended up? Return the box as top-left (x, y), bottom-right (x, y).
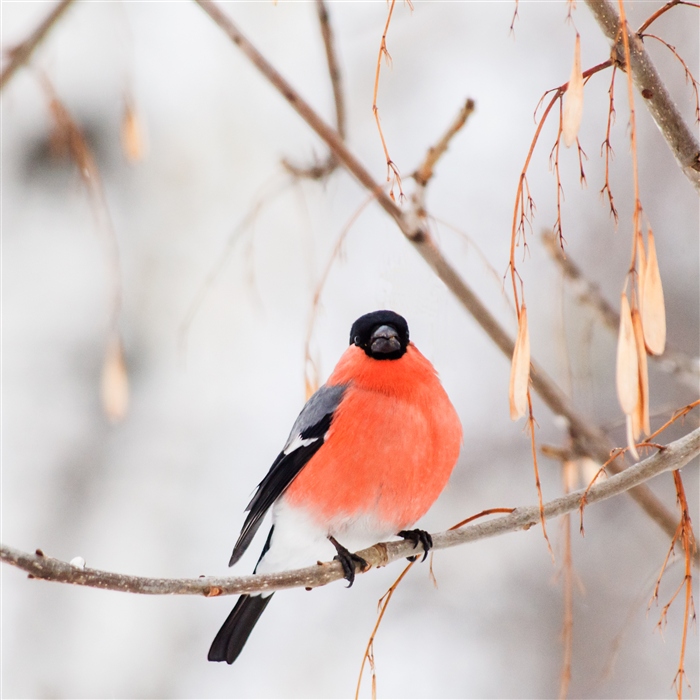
top-left (349, 310), bottom-right (410, 360)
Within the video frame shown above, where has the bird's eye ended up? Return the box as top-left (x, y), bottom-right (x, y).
top-left (353, 335), bottom-right (361, 346)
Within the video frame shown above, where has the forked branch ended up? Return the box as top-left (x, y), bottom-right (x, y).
top-left (0, 0), bottom-right (74, 90)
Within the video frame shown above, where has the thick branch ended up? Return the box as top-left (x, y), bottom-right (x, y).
top-left (584, 0), bottom-right (700, 192)
top-left (2, 426), bottom-right (699, 595)
top-left (0, 0), bottom-right (74, 91)
top-left (193, 0), bottom-right (688, 546)
top-left (543, 232), bottom-right (700, 392)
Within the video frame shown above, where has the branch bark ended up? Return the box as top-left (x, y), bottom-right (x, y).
top-left (0, 0), bottom-right (74, 91)
top-left (584, 0), bottom-right (700, 192)
top-left (3, 425), bottom-right (699, 595)
top-left (193, 0), bottom-right (690, 548)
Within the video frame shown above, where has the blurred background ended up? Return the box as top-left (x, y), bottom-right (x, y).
top-left (2, 1), bottom-right (698, 697)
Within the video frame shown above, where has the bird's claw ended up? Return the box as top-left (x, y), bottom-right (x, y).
top-left (328, 536), bottom-right (368, 587)
top-left (398, 529), bottom-right (433, 562)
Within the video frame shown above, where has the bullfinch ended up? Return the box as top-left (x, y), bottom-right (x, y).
top-left (208, 310), bottom-right (462, 664)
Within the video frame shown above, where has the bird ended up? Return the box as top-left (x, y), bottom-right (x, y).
top-left (208, 310), bottom-right (462, 664)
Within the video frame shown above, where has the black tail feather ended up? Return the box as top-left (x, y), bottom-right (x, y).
top-left (208, 594), bottom-right (274, 664)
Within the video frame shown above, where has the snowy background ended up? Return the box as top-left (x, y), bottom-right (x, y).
top-left (2, 1), bottom-right (698, 697)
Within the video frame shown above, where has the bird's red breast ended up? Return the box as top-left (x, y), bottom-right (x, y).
top-left (283, 343), bottom-right (462, 530)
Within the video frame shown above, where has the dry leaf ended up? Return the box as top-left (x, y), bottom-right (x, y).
top-left (101, 335), bottom-right (129, 423)
top-left (509, 304), bottom-right (531, 420)
top-left (631, 308), bottom-right (650, 436)
top-left (121, 100), bottom-right (145, 163)
top-left (642, 228), bottom-right (666, 355)
top-left (616, 293), bottom-right (638, 417)
top-left (562, 34), bottom-right (584, 148)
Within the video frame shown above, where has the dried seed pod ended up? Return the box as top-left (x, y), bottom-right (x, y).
top-left (636, 232), bottom-right (646, 315)
top-left (121, 99), bottom-right (145, 163)
top-left (509, 304), bottom-right (531, 420)
top-left (101, 334), bottom-right (129, 423)
top-left (616, 293), bottom-right (638, 417)
top-left (631, 308), bottom-right (650, 436)
top-left (562, 34), bottom-right (584, 148)
top-left (642, 228), bottom-right (666, 355)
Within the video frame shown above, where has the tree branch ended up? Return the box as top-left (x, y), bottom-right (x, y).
top-left (3, 425), bottom-right (699, 595)
top-left (413, 98), bottom-right (475, 186)
top-left (0, 0), bottom-right (74, 91)
top-left (584, 0), bottom-right (700, 192)
top-left (282, 0), bottom-right (347, 179)
top-left (316, 0), bottom-right (346, 143)
top-left (191, 0), bottom-right (691, 547)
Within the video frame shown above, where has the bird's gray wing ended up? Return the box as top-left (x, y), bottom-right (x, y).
top-left (228, 383), bottom-right (348, 566)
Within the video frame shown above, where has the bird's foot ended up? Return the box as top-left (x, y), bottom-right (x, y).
top-left (398, 529), bottom-right (433, 562)
top-left (328, 536), bottom-right (368, 587)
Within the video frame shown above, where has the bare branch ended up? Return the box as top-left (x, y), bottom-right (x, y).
top-left (0, 0), bottom-right (74, 91)
top-left (584, 0), bottom-right (700, 192)
top-left (3, 425), bottom-right (699, 595)
top-left (637, 0), bottom-right (689, 35)
top-left (192, 0), bottom-right (689, 546)
top-left (282, 0), bottom-right (346, 179)
top-left (542, 232), bottom-right (700, 392)
top-left (413, 98), bottom-right (476, 186)
top-left (316, 0), bottom-right (345, 142)
top-left (410, 98), bottom-right (476, 239)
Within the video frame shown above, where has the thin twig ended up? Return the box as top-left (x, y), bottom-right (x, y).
top-left (413, 98), bottom-right (476, 186)
top-left (512, 59), bottom-right (613, 311)
top-left (559, 460), bottom-right (576, 700)
top-left (542, 232), bottom-right (700, 392)
top-left (192, 0), bottom-right (691, 548)
top-left (283, 0), bottom-right (346, 179)
top-left (178, 174), bottom-right (292, 360)
top-left (637, 0), bottom-right (682, 34)
top-left (3, 424), bottom-right (700, 595)
top-left (641, 33), bottom-right (700, 122)
top-left (600, 64), bottom-right (619, 221)
top-left (410, 98), bottom-right (476, 237)
top-left (304, 192), bottom-right (377, 396)
top-left (371, 0), bottom-right (405, 200)
top-left (355, 505), bottom-right (515, 699)
top-left (584, 0), bottom-right (700, 191)
top-left (317, 0), bottom-right (345, 142)
top-left (615, 0), bottom-right (644, 292)
top-left (355, 560), bottom-right (415, 700)
top-left (0, 0), bottom-right (74, 90)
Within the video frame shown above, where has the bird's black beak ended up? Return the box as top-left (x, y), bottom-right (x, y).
top-left (369, 325), bottom-right (401, 355)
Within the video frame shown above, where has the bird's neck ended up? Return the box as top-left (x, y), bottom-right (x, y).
top-left (326, 344), bottom-right (438, 398)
